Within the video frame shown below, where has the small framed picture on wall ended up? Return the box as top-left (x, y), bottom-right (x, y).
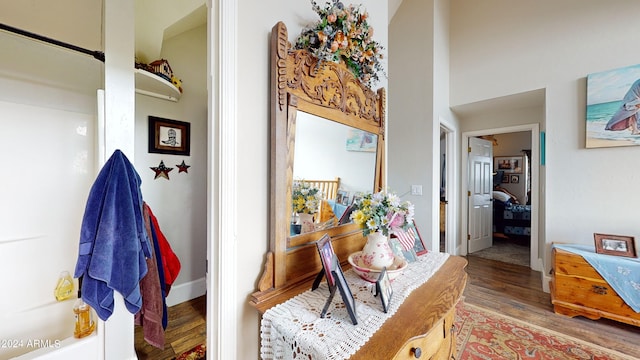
top-left (148, 116), bottom-right (191, 155)
top-left (510, 175), bottom-right (520, 184)
top-left (495, 156), bottom-right (523, 174)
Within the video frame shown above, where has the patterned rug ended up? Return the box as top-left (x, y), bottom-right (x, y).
top-left (172, 344), bottom-right (205, 360)
top-left (455, 303), bottom-right (634, 359)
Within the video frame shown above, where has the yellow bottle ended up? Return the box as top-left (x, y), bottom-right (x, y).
top-left (54, 271), bottom-right (74, 301)
top-left (73, 278), bottom-right (95, 338)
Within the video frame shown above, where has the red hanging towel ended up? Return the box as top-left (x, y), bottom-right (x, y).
top-left (145, 204), bottom-right (181, 294)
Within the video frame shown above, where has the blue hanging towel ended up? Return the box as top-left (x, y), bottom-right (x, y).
top-left (74, 149), bottom-right (152, 320)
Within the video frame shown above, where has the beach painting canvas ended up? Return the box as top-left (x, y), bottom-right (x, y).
top-left (587, 63), bottom-right (640, 148)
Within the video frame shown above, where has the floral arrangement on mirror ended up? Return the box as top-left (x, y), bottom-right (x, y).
top-left (350, 190), bottom-right (414, 237)
top-left (294, 0), bottom-right (386, 86)
top-left (292, 181), bottom-right (324, 215)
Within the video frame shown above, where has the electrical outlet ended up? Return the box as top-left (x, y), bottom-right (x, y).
top-left (411, 185), bottom-right (423, 196)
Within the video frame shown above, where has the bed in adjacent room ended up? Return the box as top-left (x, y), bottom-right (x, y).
top-left (492, 187), bottom-right (531, 239)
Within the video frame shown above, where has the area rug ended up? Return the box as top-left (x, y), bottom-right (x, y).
top-left (455, 303), bottom-right (634, 359)
top-left (172, 344), bottom-right (205, 360)
top-left (468, 237), bottom-right (529, 267)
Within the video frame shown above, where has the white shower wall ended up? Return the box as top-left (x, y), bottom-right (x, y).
top-left (0, 88), bottom-right (98, 359)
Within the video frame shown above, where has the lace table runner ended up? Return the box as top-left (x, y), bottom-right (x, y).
top-left (260, 251), bottom-right (450, 359)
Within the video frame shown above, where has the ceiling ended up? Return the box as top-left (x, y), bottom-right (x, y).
top-left (389, 0), bottom-right (404, 21)
top-left (135, 0), bottom-right (206, 63)
top-left (450, 89), bottom-right (545, 119)
top-left (1, 0), bottom-right (398, 63)
top-left (2, 0), bottom-right (540, 117)
top-left (0, 0), bottom-right (206, 64)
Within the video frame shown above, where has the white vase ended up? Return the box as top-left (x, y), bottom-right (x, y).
top-left (360, 231), bottom-right (395, 270)
top-left (299, 213), bottom-right (315, 233)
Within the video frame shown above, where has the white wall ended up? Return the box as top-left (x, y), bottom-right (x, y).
top-left (388, 0), bottom-right (459, 252)
top-left (134, 24), bottom-right (208, 306)
top-left (388, 0), bottom-right (435, 243)
top-left (450, 0), bottom-right (640, 271)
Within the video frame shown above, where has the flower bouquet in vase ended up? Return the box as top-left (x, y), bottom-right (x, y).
top-left (292, 181), bottom-right (324, 234)
top-left (348, 191), bottom-right (414, 278)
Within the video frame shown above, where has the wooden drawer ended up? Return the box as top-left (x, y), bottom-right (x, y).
top-left (554, 273), bottom-right (632, 316)
top-left (393, 306), bottom-right (456, 360)
top-left (551, 248), bottom-right (640, 327)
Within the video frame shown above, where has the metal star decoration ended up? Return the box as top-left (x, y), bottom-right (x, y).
top-left (176, 160), bottom-right (191, 173)
top-left (150, 160), bottom-right (173, 180)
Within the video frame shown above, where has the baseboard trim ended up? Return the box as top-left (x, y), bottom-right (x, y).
top-left (166, 277), bottom-right (206, 307)
top-left (541, 271), bottom-right (551, 294)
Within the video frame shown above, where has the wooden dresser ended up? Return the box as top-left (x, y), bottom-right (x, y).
top-left (351, 256), bottom-right (466, 360)
top-left (253, 255), bottom-right (467, 360)
top-left (550, 247), bottom-right (640, 327)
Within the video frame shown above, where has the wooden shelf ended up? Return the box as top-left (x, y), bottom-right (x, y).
top-left (134, 68), bottom-right (181, 102)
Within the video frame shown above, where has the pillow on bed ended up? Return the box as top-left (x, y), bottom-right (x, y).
top-left (494, 186), bottom-right (521, 204)
top-left (492, 191), bottom-right (511, 203)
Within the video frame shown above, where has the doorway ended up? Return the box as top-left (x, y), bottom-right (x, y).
top-left (439, 121), bottom-right (457, 255)
top-left (439, 128), bottom-right (446, 252)
top-left (461, 124), bottom-right (541, 272)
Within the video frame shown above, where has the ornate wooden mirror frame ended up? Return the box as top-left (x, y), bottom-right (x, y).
top-left (250, 22), bottom-right (386, 312)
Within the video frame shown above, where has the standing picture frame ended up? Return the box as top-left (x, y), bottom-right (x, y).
top-left (336, 190), bottom-right (349, 205)
top-left (409, 222), bottom-right (427, 256)
top-left (390, 222), bottom-right (426, 259)
top-left (375, 267), bottom-right (393, 313)
top-left (148, 116), bottom-right (191, 155)
top-left (312, 234), bottom-right (336, 289)
top-left (331, 262), bottom-right (358, 325)
top-left (594, 233), bottom-right (637, 258)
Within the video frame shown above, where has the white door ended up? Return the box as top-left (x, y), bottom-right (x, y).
top-left (468, 137), bottom-right (493, 253)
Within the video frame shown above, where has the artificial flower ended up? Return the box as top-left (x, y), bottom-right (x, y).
top-left (292, 180), bottom-right (324, 214)
top-left (350, 190), bottom-right (414, 236)
top-left (294, 0), bottom-right (386, 87)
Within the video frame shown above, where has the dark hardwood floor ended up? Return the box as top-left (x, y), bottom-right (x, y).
top-left (134, 256), bottom-right (640, 359)
top-left (464, 255), bottom-right (640, 358)
top-left (134, 295), bottom-right (206, 359)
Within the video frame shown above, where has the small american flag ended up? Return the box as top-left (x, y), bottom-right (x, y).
top-left (393, 227), bottom-right (416, 251)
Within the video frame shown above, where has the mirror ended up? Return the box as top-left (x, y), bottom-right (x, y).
top-left (251, 22), bottom-right (386, 311)
top-left (293, 111), bottom-right (378, 230)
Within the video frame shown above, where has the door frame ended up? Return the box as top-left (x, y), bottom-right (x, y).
top-left (439, 120), bottom-right (457, 255)
top-left (461, 124), bottom-right (541, 272)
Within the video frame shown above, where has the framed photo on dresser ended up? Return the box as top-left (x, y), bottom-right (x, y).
top-left (594, 233), bottom-right (637, 258)
top-left (315, 234), bottom-right (336, 287)
top-left (375, 267), bottom-right (393, 313)
top-left (331, 262), bottom-right (358, 325)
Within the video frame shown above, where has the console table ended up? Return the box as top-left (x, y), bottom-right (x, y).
top-left (255, 254), bottom-right (468, 360)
